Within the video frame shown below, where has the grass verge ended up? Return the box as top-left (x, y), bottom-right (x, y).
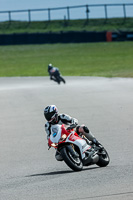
top-left (0, 41), bottom-right (133, 77)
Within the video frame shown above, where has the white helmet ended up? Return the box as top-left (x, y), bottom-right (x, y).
top-left (44, 105), bottom-right (58, 124)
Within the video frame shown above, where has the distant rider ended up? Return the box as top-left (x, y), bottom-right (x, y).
top-left (44, 105), bottom-right (102, 161)
top-left (48, 63), bottom-right (65, 84)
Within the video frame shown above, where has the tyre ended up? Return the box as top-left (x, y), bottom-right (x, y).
top-left (96, 148), bottom-right (110, 167)
top-left (60, 146), bottom-right (83, 171)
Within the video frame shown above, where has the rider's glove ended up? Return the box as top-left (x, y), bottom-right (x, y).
top-left (71, 118), bottom-right (78, 126)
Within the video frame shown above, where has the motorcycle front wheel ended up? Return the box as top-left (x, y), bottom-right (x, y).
top-left (60, 146), bottom-right (83, 171)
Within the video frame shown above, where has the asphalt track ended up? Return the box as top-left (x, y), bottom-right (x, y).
top-left (0, 76), bottom-right (133, 200)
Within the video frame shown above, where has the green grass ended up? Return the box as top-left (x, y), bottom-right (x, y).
top-left (0, 18), bottom-right (133, 34)
top-left (0, 41), bottom-right (133, 77)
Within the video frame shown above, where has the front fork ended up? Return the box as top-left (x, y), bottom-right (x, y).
top-left (66, 144), bottom-right (79, 158)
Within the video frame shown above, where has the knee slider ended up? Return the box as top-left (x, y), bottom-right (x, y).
top-left (83, 126), bottom-right (89, 133)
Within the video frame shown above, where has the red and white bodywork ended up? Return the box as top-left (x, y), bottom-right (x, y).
top-left (48, 124), bottom-right (110, 171)
top-left (48, 124), bottom-right (91, 159)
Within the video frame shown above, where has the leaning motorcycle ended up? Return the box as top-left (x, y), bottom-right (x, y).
top-left (48, 124), bottom-right (110, 171)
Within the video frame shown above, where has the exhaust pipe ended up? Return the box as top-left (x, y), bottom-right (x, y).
top-left (92, 154), bottom-right (99, 164)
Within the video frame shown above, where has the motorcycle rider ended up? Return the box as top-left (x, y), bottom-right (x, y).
top-left (44, 105), bottom-right (102, 161)
top-left (48, 63), bottom-right (65, 84)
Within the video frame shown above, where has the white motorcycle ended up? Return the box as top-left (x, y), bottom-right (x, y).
top-left (48, 124), bottom-right (110, 171)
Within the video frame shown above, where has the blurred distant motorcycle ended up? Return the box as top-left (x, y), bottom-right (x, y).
top-left (48, 64), bottom-right (66, 84)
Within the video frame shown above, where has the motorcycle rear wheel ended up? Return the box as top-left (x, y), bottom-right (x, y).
top-left (96, 148), bottom-right (110, 167)
top-left (60, 147), bottom-right (83, 171)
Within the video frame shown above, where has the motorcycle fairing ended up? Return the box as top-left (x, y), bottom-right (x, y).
top-left (66, 132), bottom-right (91, 159)
top-left (50, 124), bottom-right (62, 143)
top-left (49, 124), bottom-right (91, 159)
